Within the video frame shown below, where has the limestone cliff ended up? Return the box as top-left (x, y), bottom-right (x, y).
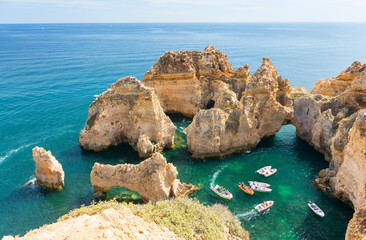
top-left (143, 45), bottom-right (249, 117)
top-left (186, 58), bottom-right (292, 158)
top-left (79, 76), bottom-right (176, 158)
top-left (311, 61), bottom-right (366, 96)
top-left (291, 62), bottom-right (366, 240)
top-left (90, 152), bottom-right (197, 202)
top-left (32, 147), bottom-right (64, 189)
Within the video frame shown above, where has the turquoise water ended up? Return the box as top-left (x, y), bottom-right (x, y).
top-left (1, 23), bottom-right (365, 239)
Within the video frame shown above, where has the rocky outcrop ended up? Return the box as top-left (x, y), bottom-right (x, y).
top-left (186, 58), bottom-right (292, 158)
top-left (79, 76), bottom-right (176, 158)
top-left (311, 61), bottom-right (366, 96)
top-left (90, 152), bottom-right (197, 202)
top-left (3, 206), bottom-right (180, 240)
top-left (292, 62), bottom-right (366, 240)
top-left (32, 147), bottom-right (64, 189)
top-left (143, 45), bottom-right (249, 117)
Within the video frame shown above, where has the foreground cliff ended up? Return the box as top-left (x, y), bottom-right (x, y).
top-left (4, 198), bottom-right (249, 240)
top-left (90, 152), bottom-right (197, 202)
top-left (79, 76), bottom-right (176, 158)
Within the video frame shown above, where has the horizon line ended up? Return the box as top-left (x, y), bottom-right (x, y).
top-left (1, 21), bottom-right (366, 25)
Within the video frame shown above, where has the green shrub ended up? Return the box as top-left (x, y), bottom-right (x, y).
top-left (58, 198), bottom-right (247, 240)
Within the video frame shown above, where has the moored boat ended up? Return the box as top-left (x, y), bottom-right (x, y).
top-left (248, 181), bottom-right (270, 187)
top-left (210, 184), bottom-right (233, 200)
top-left (308, 201), bottom-right (325, 218)
top-left (238, 182), bottom-right (254, 195)
top-left (255, 201), bottom-right (274, 212)
top-left (256, 166), bottom-right (271, 174)
top-left (250, 185), bottom-right (272, 192)
top-left (263, 168), bottom-right (277, 177)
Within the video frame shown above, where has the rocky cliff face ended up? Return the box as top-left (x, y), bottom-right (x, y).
top-left (90, 152), bottom-right (197, 202)
top-left (143, 45), bottom-right (249, 117)
top-left (291, 62), bottom-right (366, 240)
top-left (79, 76), bottom-right (176, 158)
top-left (311, 61), bottom-right (365, 96)
top-left (186, 57), bottom-right (292, 158)
top-left (32, 147), bottom-right (64, 189)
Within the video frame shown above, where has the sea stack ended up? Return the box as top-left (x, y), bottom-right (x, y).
top-left (32, 147), bottom-right (64, 189)
top-left (90, 152), bottom-right (197, 202)
top-left (79, 76), bottom-right (176, 158)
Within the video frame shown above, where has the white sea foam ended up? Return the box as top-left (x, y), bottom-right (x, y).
top-left (210, 168), bottom-right (223, 186)
top-left (236, 209), bottom-right (258, 221)
top-left (0, 143), bottom-right (33, 164)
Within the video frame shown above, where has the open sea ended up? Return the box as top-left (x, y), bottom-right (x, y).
top-left (1, 23), bottom-right (366, 239)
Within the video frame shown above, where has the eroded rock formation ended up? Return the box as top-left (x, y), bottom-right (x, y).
top-left (79, 76), bottom-right (176, 158)
top-left (143, 45), bottom-right (249, 117)
top-left (291, 63), bottom-right (366, 240)
top-left (186, 58), bottom-right (293, 158)
top-left (90, 152), bottom-right (197, 202)
top-left (311, 61), bottom-right (366, 96)
top-left (32, 147), bottom-right (64, 189)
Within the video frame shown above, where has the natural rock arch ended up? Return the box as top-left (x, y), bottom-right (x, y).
top-left (90, 153), bottom-right (197, 202)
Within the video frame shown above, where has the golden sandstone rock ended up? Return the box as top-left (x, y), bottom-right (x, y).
top-left (90, 152), bottom-right (197, 202)
top-left (32, 146), bottom-right (64, 189)
top-left (292, 63), bottom-right (366, 240)
top-left (79, 76), bottom-right (176, 158)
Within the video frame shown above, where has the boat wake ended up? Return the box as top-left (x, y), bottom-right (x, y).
top-left (210, 168), bottom-right (223, 186)
top-left (236, 209), bottom-right (258, 221)
top-left (0, 143), bottom-right (33, 165)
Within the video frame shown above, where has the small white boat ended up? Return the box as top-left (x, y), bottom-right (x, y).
top-left (250, 185), bottom-right (272, 192)
top-left (93, 95), bottom-right (99, 100)
top-left (248, 181), bottom-right (270, 187)
top-left (180, 127), bottom-right (187, 135)
top-left (256, 166), bottom-right (271, 174)
top-left (263, 168), bottom-right (277, 177)
top-left (255, 201), bottom-right (274, 212)
top-left (308, 201), bottom-right (325, 218)
top-left (210, 184), bottom-right (233, 200)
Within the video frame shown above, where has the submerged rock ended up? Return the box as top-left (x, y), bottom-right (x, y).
top-left (79, 76), bottom-right (176, 158)
top-left (90, 152), bottom-right (197, 202)
top-left (32, 147), bottom-right (64, 189)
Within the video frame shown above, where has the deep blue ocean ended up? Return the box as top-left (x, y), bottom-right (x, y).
top-left (1, 23), bottom-right (366, 239)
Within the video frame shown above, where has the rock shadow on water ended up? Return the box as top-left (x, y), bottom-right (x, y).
top-left (80, 142), bottom-right (142, 165)
top-left (106, 186), bottom-right (144, 204)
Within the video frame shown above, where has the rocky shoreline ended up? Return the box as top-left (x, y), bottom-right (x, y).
top-left (79, 46), bottom-right (365, 239)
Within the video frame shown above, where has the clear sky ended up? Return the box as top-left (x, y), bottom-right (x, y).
top-left (0, 0), bottom-right (365, 23)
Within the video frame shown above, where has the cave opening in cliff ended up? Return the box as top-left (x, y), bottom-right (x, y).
top-left (205, 100), bottom-right (215, 109)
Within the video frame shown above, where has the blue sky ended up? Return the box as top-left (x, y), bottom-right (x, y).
top-left (0, 0), bottom-right (365, 23)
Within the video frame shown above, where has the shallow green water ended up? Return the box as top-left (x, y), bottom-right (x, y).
top-left (161, 115), bottom-right (353, 240)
